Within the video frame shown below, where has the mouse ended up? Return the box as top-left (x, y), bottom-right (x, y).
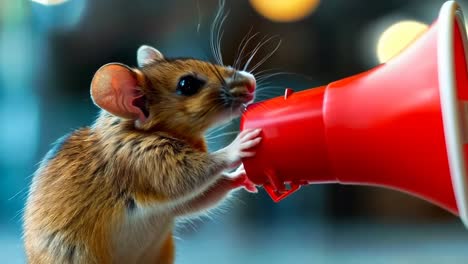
top-left (23, 44), bottom-right (262, 264)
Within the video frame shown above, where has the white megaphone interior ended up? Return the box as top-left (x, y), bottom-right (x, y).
top-left (438, 0), bottom-right (468, 228)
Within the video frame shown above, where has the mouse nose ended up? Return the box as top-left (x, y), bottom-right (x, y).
top-left (246, 78), bottom-right (256, 93)
top-left (236, 71), bottom-right (256, 93)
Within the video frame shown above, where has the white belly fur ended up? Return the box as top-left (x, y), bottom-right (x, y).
top-left (112, 206), bottom-right (173, 264)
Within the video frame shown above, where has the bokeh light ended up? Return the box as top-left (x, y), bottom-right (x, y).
top-left (377, 20), bottom-right (429, 63)
top-left (2, 1), bottom-right (468, 263)
top-left (249, 0), bottom-right (320, 22)
top-left (31, 0), bottom-right (69, 6)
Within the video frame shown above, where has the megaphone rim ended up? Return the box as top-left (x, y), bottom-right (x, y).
top-left (438, 0), bottom-right (468, 228)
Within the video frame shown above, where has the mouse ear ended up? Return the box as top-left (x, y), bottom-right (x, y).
top-left (90, 63), bottom-right (148, 123)
top-left (137, 45), bottom-right (164, 67)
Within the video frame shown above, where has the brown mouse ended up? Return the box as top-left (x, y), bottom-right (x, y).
top-left (23, 44), bottom-right (262, 264)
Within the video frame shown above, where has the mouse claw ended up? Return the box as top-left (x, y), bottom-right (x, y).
top-left (231, 173), bottom-right (258, 193)
top-left (243, 178), bottom-right (258, 193)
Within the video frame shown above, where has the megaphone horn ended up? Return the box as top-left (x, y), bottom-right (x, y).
top-left (240, 0), bottom-right (468, 228)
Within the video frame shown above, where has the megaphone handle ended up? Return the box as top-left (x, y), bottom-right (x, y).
top-left (263, 169), bottom-right (302, 202)
top-left (264, 182), bottom-right (301, 202)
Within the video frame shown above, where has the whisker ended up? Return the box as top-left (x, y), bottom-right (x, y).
top-left (257, 91), bottom-right (284, 96)
top-left (206, 122), bottom-right (234, 137)
top-left (254, 68), bottom-right (283, 76)
top-left (242, 35), bottom-right (274, 71)
top-left (257, 86), bottom-right (281, 91)
top-left (255, 86), bottom-right (285, 93)
top-left (256, 91), bottom-right (283, 98)
top-left (256, 81), bottom-right (284, 88)
top-left (208, 63), bottom-right (227, 86)
top-left (205, 131), bottom-right (239, 140)
top-left (233, 27), bottom-right (254, 70)
top-left (229, 94), bottom-right (234, 126)
top-left (196, 0), bottom-right (202, 33)
top-left (206, 109), bottom-right (238, 132)
top-left (256, 72), bottom-right (292, 82)
top-left (196, 97), bottom-right (225, 118)
top-left (235, 32), bottom-right (261, 70)
top-left (249, 39), bottom-right (282, 72)
top-left (255, 70), bottom-right (317, 85)
top-left (217, 1), bottom-right (227, 64)
top-left (255, 93), bottom-right (282, 100)
top-left (256, 80), bottom-right (274, 86)
top-left (216, 11), bottom-right (229, 65)
top-left (243, 35), bottom-right (281, 72)
top-left (210, 0), bottom-right (227, 65)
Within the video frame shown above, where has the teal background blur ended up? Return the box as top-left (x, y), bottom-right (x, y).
top-left (1, 0), bottom-right (468, 263)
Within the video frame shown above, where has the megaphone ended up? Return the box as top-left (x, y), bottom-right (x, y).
top-left (240, 0), bottom-right (468, 228)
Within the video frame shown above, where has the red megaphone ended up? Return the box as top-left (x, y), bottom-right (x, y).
top-left (240, 0), bottom-right (468, 228)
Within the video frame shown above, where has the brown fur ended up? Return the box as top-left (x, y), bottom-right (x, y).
top-left (24, 48), bottom-right (258, 264)
top-left (155, 234), bottom-right (175, 264)
top-left (138, 59), bottom-right (252, 136)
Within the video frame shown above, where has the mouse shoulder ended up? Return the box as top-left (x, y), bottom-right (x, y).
top-left (43, 127), bottom-right (97, 163)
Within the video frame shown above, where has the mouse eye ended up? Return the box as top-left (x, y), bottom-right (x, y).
top-left (176, 75), bottom-right (206, 96)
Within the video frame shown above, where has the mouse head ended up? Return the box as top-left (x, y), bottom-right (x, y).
top-left (90, 45), bottom-right (256, 134)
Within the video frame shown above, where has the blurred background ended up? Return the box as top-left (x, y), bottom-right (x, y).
top-left (1, 0), bottom-right (468, 263)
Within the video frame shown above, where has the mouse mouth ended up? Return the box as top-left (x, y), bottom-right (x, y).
top-left (226, 90), bottom-right (255, 112)
top-left (240, 92), bottom-right (255, 104)
top-left (222, 71), bottom-right (256, 114)
top-left (233, 82), bottom-right (256, 104)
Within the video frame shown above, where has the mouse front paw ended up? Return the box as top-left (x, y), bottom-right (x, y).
top-left (227, 164), bottom-right (258, 193)
top-left (223, 129), bottom-right (262, 168)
